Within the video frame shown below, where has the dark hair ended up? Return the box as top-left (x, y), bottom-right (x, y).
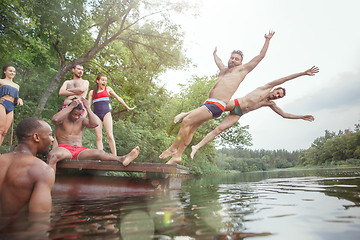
top-left (15, 117), bottom-right (43, 142)
top-left (72, 64), bottom-right (83, 69)
top-left (67, 98), bottom-right (83, 110)
top-left (93, 74), bottom-right (106, 99)
top-left (275, 87), bottom-right (286, 96)
top-left (2, 65), bottom-right (14, 79)
top-left (231, 50), bottom-right (244, 61)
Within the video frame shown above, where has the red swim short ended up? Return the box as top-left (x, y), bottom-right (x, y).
top-left (59, 144), bottom-right (88, 160)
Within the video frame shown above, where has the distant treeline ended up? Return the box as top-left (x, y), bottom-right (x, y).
top-left (215, 124), bottom-right (360, 172)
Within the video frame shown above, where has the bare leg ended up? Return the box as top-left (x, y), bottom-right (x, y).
top-left (78, 146), bottom-right (140, 166)
top-left (102, 113), bottom-right (116, 155)
top-left (174, 111), bottom-right (191, 124)
top-left (191, 114), bottom-right (240, 160)
top-left (94, 115), bottom-right (104, 151)
top-left (0, 108), bottom-right (13, 146)
top-left (165, 107), bottom-right (212, 164)
top-left (47, 147), bottom-right (72, 172)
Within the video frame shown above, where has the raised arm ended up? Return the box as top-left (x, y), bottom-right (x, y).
top-left (243, 30), bottom-right (275, 73)
top-left (81, 97), bottom-right (99, 128)
top-left (269, 102), bottom-right (314, 121)
top-left (213, 47), bottom-right (226, 70)
top-left (108, 87), bottom-right (136, 111)
top-left (263, 66), bottom-right (319, 89)
top-left (88, 90), bottom-right (94, 103)
top-left (51, 99), bottom-right (80, 125)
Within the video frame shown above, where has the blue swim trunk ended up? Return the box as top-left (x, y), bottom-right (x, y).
top-left (202, 98), bottom-right (226, 118)
top-left (0, 98), bottom-right (15, 114)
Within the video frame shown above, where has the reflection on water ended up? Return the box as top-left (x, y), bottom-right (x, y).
top-left (1, 167), bottom-right (360, 239)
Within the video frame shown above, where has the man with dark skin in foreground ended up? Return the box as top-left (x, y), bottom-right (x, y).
top-left (0, 117), bottom-right (55, 216)
top-left (174, 66), bottom-right (319, 159)
top-left (47, 97), bottom-right (139, 171)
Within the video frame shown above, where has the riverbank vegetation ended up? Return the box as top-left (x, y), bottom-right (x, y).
top-left (1, 0), bottom-right (358, 175)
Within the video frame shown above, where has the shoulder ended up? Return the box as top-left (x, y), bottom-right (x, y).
top-left (29, 158), bottom-right (55, 182)
top-left (61, 80), bottom-right (70, 86)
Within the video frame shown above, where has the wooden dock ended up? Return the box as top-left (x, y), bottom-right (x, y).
top-left (57, 160), bottom-right (190, 175)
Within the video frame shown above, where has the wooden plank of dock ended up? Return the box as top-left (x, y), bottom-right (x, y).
top-left (56, 160), bottom-right (190, 175)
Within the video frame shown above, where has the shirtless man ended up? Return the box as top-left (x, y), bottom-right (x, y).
top-left (160, 31), bottom-right (275, 164)
top-left (0, 117), bottom-right (54, 216)
top-left (59, 64), bottom-right (89, 106)
top-left (47, 97), bottom-right (139, 171)
top-left (174, 66), bottom-right (319, 159)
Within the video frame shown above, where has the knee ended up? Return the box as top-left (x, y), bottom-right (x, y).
top-left (215, 125), bottom-right (227, 135)
top-left (47, 150), bottom-right (63, 164)
top-left (106, 133), bottom-right (114, 141)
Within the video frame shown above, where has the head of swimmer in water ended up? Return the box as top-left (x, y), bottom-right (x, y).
top-left (228, 50), bottom-right (244, 68)
top-left (15, 117), bottom-right (54, 155)
top-left (269, 87), bottom-right (286, 100)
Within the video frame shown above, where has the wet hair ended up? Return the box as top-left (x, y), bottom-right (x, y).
top-left (231, 50), bottom-right (244, 61)
top-left (93, 74), bottom-right (106, 99)
top-left (15, 117), bottom-right (43, 142)
top-left (275, 87), bottom-right (286, 96)
top-left (2, 65), bottom-right (15, 78)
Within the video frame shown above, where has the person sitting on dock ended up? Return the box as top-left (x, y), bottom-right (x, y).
top-left (0, 117), bottom-right (55, 216)
top-left (47, 97), bottom-right (139, 172)
top-left (174, 66), bottom-right (319, 160)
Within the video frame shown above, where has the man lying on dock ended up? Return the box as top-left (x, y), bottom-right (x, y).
top-left (0, 117), bottom-right (55, 216)
top-left (47, 97), bottom-right (139, 172)
top-left (174, 66), bottom-right (319, 160)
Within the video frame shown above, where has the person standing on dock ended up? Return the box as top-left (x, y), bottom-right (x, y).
top-left (88, 74), bottom-right (136, 156)
top-left (174, 66), bottom-right (319, 159)
top-left (59, 64), bottom-right (89, 111)
top-left (0, 117), bottom-right (55, 216)
top-left (159, 31), bottom-right (275, 164)
top-left (47, 97), bottom-right (139, 172)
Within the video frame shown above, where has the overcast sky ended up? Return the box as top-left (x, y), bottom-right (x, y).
top-left (160, 0), bottom-right (360, 151)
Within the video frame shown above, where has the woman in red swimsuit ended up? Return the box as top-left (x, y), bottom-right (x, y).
top-left (88, 74), bottom-right (135, 155)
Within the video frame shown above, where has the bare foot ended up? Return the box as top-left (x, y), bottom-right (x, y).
top-left (121, 146), bottom-right (140, 166)
top-left (174, 112), bottom-right (188, 124)
top-left (166, 157), bottom-right (181, 164)
top-left (159, 148), bottom-right (176, 159)
top-left (190, 145), bottom-right (199, 160)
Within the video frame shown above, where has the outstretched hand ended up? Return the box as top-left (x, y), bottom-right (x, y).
top-left (303, 115), bottom-right (315, 122)
top-left (213, 47), bottom-right (218, 55)
top-left (305, 66), bottom-right (319, 76)
top-left (264, 30), bottom-right (275, 39)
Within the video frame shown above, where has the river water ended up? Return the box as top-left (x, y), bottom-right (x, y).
top-left (1, 167), bottom-right (360, 239)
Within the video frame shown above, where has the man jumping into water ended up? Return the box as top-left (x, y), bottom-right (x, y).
top-left (47, 97), bottom-right (139, 171)
top-left (174, 66), bottom-right (319, 160)
top-left (159, 31), bottom-right (275, 164)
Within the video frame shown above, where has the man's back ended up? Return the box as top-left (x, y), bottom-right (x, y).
top-left (0, 153), bottom-right (54, 216)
